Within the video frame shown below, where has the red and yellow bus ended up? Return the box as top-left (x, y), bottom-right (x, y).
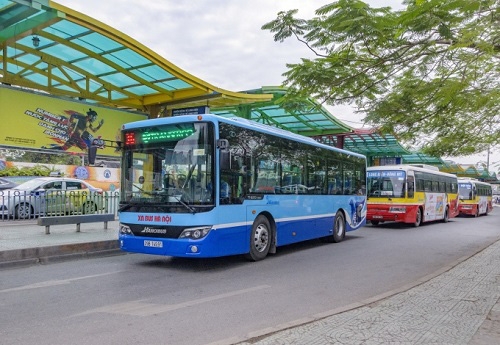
top-left (367, 164), bottom-right (459, 227)
top-left (458, 178), bottom-right (493, 217)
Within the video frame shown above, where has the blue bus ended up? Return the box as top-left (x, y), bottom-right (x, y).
top-left (118, 114), bottom-right (367, 261)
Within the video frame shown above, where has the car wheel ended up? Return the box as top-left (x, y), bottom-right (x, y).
top-left (82, 201), bottom-right (97, 214)
top-left (244, 215), bottom-right (271, 261)
top-left (16, 203), bottom-right (33, 219)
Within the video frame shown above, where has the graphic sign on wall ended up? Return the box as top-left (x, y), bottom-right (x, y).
top-left (0, 86), bottom-right (147, 156)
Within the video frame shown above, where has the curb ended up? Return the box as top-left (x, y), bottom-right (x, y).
top-left (0, 240), bottom-right (122, 269)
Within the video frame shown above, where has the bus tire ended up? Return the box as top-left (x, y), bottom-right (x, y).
top-left (413, 208), bottom-right (422, 227)
top-left (371, 220), bottom-right (379, 226)
top-left (245, 215), bottom-right (271, 261)
top-left (324, 211), bottom-right (345, 243)
top-left (475, 207), bottom-right (479, 218)
top-left (442, 206), bottom-right (449, 223)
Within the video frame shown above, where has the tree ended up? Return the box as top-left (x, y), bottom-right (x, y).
top-left (262, 0), bottom-right (500, 157)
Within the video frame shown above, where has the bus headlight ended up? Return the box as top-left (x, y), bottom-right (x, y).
top-left (180, 226), bottom-right (211, 239)
top-left (119, 223), bottom-right (133, 235)
top-left (389, 206), bottom-right (406, 213)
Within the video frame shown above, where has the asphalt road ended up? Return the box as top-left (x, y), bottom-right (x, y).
top-left (1, 213), bottom-right (499, 345)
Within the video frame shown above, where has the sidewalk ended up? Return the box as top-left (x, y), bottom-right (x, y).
top-left (234, 238), bottom-right (500, 345)
top-left (0, 219), bottom-right (120, 268)
top-left (1, 217), bottom-right (500, 344)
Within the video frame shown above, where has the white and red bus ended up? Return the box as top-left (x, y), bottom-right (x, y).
top-left (458, 178), bottom-right (493, 217)
top-left (367, 164), bottom-right (459, 227)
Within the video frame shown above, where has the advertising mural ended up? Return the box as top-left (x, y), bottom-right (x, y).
top-left (0, 86), bottom-right (146, 156)
top-left (0, 161), bottom-right (119, 191)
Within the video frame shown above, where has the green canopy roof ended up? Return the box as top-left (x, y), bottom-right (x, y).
top-left (402, 152), bottom-right (445, 165)
top-left (212, 86), bottom-right (352, 137)
top-left (0, 0), bottom-right (271, 112)
top-left (313, 128), bottom-right (410, 157)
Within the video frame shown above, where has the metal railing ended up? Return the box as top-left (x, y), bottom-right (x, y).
top-left (0, 190), bottom-right (120, 221)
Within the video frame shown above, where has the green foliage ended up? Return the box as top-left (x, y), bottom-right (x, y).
top-left (1, 149), bottom-right (81, 165)
top-left (0, 165), bottom-right (52, 177)
top-left (262, 0), bottom-right (500, 157)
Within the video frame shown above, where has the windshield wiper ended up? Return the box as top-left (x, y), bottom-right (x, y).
top-left (171, 194), bottom-right (196, 214)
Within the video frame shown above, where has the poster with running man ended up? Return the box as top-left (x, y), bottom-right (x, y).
top-left (0, 86), bottom-right (146, 156)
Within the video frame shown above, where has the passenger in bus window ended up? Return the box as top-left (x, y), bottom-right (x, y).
top-left (207, 179), bottom-right (231, 204)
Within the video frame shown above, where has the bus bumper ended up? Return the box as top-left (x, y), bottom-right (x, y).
top-left (459, 204), bottom-right (476, 216)
top-left (367, 204), bottom-right (419, 223)
top-left (119, 226), bottom-right (248, 258)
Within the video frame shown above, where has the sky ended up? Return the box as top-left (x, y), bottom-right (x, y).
top-left (55, 0), bottom-right (499, 170)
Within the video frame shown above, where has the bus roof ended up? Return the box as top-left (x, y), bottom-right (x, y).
top-left (367, 164), bottom-right (458, 178)
top-left (458, 177), bottom-right (492, 186)
top-left (122, 114), bottom-right (366, 160)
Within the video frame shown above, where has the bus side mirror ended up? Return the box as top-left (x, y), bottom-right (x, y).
top-left (220, 151), bottom-right (231, 171)
top-left (217, 139), bottom-right (230, 170)
top-left (217, 139), bottom-right (229, 150)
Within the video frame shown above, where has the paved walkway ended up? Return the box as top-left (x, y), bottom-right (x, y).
top-left (0, 219), bottom-right (120, 267)
top-left (235, 238), bottom-right (500, 345)
top-left (1, 214), bottom-right (500, 344)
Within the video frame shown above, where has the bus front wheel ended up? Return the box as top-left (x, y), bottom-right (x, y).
top-left (413, 208), bottom-right (422, 227)
top-left (245, 215), bottom-right (271, 261)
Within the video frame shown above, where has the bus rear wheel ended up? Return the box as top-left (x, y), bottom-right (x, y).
top-left (245, 215), bottom-right (271, 261)
top-left (324, 211), bottom-right (345, 243)
top-left (413, 208), bottom-right (422, 227)
top-left (442, 206), bottom-right (449, 223)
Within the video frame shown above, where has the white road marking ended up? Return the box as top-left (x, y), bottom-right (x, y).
top-left (76, 284), bottom-right (271, 317)
top-left (0, 272), bottom-right (124, 293)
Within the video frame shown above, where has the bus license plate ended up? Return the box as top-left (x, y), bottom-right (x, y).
top-left (144, 240), bottom-right (163, 248)
top-left (373, 215), bottom-right (383, 219)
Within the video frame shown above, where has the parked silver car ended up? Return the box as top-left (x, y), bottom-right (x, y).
top-left (0, 177), bottom-right (103, 219)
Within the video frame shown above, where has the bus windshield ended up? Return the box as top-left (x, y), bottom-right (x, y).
top-left (120, 122), bottom-right (215, 212)
top-left (458, 182), bottom-right (473, 200)
top-left (367, 170), bottom-right (406, 198)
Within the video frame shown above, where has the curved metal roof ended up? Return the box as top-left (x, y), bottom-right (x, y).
top-left (0, 0), bottom-right (271, 112)
top-left (313, 128), bottom-right (411, 157)
top-left (401, 152), bottom-right (445, 165)
top-left (212, 86), bottom-right (353, 136)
